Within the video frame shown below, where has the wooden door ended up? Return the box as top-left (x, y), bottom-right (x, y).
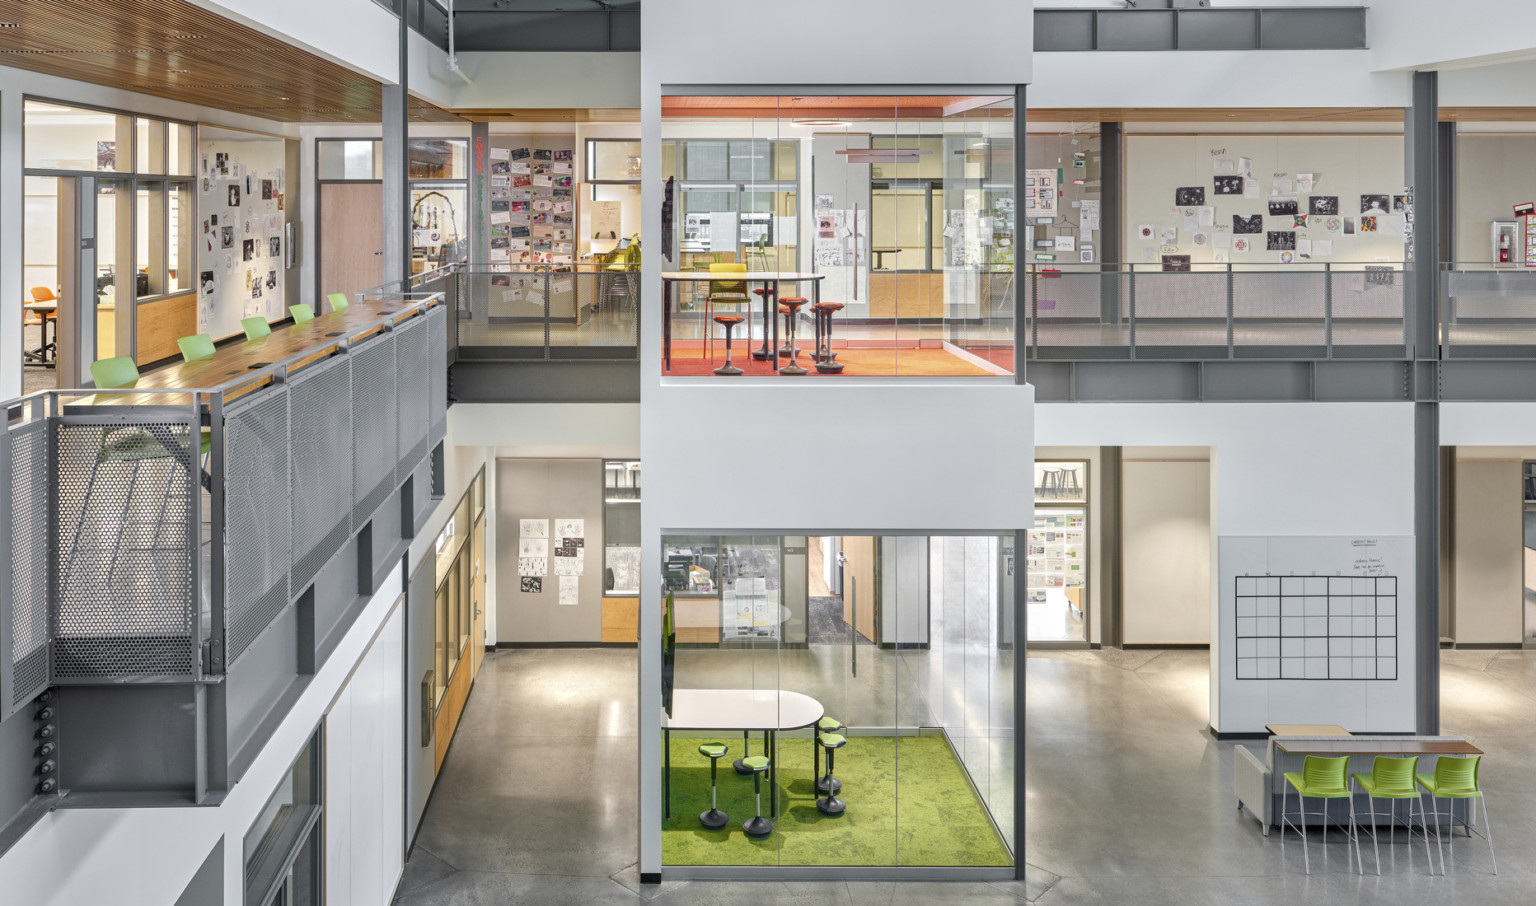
top-left (319, 182), bottom-right (383, 301)
top-left (471, 514), bottom-right (486, 678)
top-left (840, 536), bottom-right (877, 642)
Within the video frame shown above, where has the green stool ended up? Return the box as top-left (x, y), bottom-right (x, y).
top-left (1282, 754), bottom-right (1359, 875)
top-left (741, 755), bottom-right (773, 837)
top-left (734, 730), bottom-right (766, 775)
top-left (816, 733), bottom-right (847, 817)
top-left (1354, 755), bottom-right (1436, 875)
top-left (698, 742), bottom-right (729, 830)
top-left (814, 717), bottom-right (846, 794)
top-left (1418, 754), bottom-right (1494, 875)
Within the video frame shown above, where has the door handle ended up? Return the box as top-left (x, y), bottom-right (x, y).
top-left (850, 576), bottom-right (858, 678)
top-left (420, 670), bottom-right (435, 747)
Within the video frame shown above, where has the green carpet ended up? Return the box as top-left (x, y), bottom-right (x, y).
top-left (662, 733), bottom-right (1012, 867)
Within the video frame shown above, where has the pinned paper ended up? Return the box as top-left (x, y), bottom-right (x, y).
top-left (1238, 157), bottom-right (1253, 177)
top-left (1199, 206), bottom-right (1215, 227)
top-left (1272, 177), bottom-right (1293, 196)
top-left (559, 575), bottom-right (579, 606)
top-left (490, 147), bottom-right (511, 161)
top-left (1054, 234), bottom-right (1076, 252)
top-left (1214, 157), bottom-right (1235, 174)
top-left (1159, 227), bottom-right (1178, 244)
top-left (1296, 173), bottom-right (1315, 193)
top-left (1244, 178), bottom-right (1260, 199)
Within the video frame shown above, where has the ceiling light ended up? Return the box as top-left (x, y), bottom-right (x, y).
top-left (0, 22), bottom-right (20, 28)
top-left (794, 119), bottom-right (852, 128)
top-left (836, 148), bottom-right (930, 163)
top-left (169, 69), bottom-right (190, 74)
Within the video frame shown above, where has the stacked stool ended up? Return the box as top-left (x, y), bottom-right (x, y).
top-left (813, 717), bottom-right (845, 793)
top-left (811, 300), bottom-right (844, 374)
top-left (742, 755), bottom-right (774, 837)
top-left (777, 297), bottom-right (809, 375)
top-left (697, 742), bottom-right (730, 829)
top-left (816, 730), bottom-right (848, 817)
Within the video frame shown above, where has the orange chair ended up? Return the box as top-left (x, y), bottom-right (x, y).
top-left (24, 287), bottom-right (59, 365)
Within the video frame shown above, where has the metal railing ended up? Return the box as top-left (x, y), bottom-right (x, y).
top-left (451, 263), bottom-right (640, 361)
top-left (0, 293), bottom-right (448, 715)
top-left (1025, 262), bottom-right (1409, 361)
top-left (1440, 263), bottom-right (1536, 358)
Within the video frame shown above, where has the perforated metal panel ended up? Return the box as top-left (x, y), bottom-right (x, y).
top-left (351, 333), bottom-right (399, 523)
top-left (289, 355), bottom-right (353, 594)
top-left (8, 422), bottom-right (50, 707)
top-left (223, 387), bottom-right (292, 666)
top-left (428, 306), bottom-right (448, 438)
top-left (396, 316), bottom-right (432, 475)
top-left (53, 420), bottom-right (196, 680)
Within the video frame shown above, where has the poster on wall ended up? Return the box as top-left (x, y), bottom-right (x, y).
top-left (559, 575), bottom-right (579, 606)
top-left (521, 577), bottom-right (542, 594)
top-left (1360, 194), bottom-right (1390, 214)
top-left (1174, 186), bottom-right (1205, 206)
top-left (1025, 168), bottom-right (1058, 217)
top-left (1214, 175), bottom-right (1243, 196)
top-left (1309, 196), bottom-right (1339, 216)
top-left (1233, 214), bottom-right (1262, 234)
top-left (1266, 231), bottom-right (1296, 251)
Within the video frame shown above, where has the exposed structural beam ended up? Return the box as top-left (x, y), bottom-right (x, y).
top-left (1099, 122), bottom-right (1123, 327)
top-left (1014, 84), bottom-right (1028, 389)
top-left (1034, 6), bottom-right (1368, 52)
top-left (1407, 70), bottom-right (1441, 737)
top-left (382, 10), bottom-right (411, 290)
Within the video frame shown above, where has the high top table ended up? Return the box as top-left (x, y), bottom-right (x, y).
top-left (663, 689), bottom-right (824, 819)
top-left (661, 272), bottom-right (825, 373)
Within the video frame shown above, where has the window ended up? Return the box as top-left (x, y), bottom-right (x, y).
top-left (318, 139), bottom-right (383, 181)
top-left (604, 461), bottom-right (640, 595)
top-left (431, 485), bottom-right (475, 707)
top-left (588, 139), bottom-right (641, 183)
top-left (668, 138), bottom-right (798, 271)
top-left (244, 731), bottom-right (322, 906)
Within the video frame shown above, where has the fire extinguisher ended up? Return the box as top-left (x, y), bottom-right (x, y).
top-left (1500, 228), bottom-right (1512, 264)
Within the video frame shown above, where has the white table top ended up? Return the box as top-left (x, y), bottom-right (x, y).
top-left (660, 271), bottom-right (824, 282)
top-left (665, 689), bottom-right (824, 732)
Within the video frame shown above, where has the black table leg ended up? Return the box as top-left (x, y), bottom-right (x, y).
top-left (664, 279), bottom-right (672, 372)
top-left (752, 280), bottom-right (772, 361)
top-left (769, 730), bottom-right (778, 817)
top-left (771, 281), bottom-right (781, 373)
top-left (664, 727), bottom-right (671, 817)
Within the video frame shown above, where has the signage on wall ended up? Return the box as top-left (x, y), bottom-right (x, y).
top-left (1515, 202), bottom-right (1535, 217)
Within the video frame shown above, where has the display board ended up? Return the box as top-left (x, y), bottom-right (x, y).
top-left (486, 133), bottom-right (576, 270)
top-left (198, 132), bottom-right (287, 339)
top-left (1216, 534), bottom-right (1415, 734)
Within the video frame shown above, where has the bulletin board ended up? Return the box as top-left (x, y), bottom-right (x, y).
top-left (197, 131), bottom-right (287, 340)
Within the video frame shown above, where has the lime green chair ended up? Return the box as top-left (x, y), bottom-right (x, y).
top-left (1353, 755), bottom-right (1436, 875)
top-left (327, 292), bottom-right (349, 313)
top-left (289, 304), bottom-right (315, 323)
top-left (177, 334), bottom-right (216, 362)
top-left (1418, 755), bottom-right (1494, 875)
top-left (697, 742), bottom-right (729, 829)
top-left (242, 317), bottom-right (271, 340)
top-left (1282, 755), bottom-right (1358, 874)
top-left (90, 356), bottom-right (140, 390)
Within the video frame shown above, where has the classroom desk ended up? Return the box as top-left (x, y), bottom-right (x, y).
top-left (663, 689), bottom-right (824, 819)
top-left (1274, 738), bottom-right (1483, 756)
top-left (660, 272), bottom-right (825, 373)
top-left (1266, 724), bottom-right (1350, 737)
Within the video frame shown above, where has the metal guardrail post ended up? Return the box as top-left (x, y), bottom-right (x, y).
top-left (543, 267), bottom-right (553, 361)
top-left (207, 389), bottom-right (226, 676)
top-left (1324, 263), bottom-right (1333, 360)
top-left (1127, 265), bottom-right (1137, 360)
top-left (1029, 269), bottom-right (1038, 351)
top-left (1226, 263), bottom-right (1235, 359)
top-left (1438, 264), bottom-right (1449, 357)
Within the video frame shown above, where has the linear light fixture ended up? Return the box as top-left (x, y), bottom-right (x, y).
top-left (835, 148), bottom-right (931, 164)
top-left (793, 119), bottom-right (852, 128)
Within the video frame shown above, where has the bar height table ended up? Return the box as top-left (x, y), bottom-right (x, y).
top-left (661, 272), bottom-right (826, 373)
top-left (663, 689), bottom-right (824, 819)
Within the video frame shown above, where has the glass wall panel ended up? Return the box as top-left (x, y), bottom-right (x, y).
top-left (169, 122), bottom-right (195, 176)
top-left (318, 139), bottom-right (384, 180)
top-left (659, 532), bottom-right (1013, 869)
top-left (410, 138), bottom-right (467, 180)
top-left (169, 182), bottom-right (193, 293)
top-left (24, 101), bottom-right (132, 172)
top-left (590, 139), bottom-right (642, 182)
top-left (136, 117), bottom-right (165, 175)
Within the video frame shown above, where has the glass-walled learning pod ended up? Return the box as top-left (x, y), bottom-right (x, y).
top-left (658, 93), bottom-right (1017, 378)
top-left (657, 533), bottom-right (1017, 874)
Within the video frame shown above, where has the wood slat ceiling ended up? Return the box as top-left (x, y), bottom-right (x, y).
top-left (0, 0), bottom-right (461, 123)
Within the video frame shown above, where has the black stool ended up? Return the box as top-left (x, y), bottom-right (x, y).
top-left (698, 742), bottom-right (729, 829)
top-left (816, 732), bottom-right (847, 816)
top-left (712, 313), bottom-right (746, 376)
top-left (777, 297), bottom-right (809, 375)
top-left (751, 287), bottom-right (776, 360)
top-left (811, 301), bottom-right (845, 374)
top-left (742, 755), bottom-right (773, 837)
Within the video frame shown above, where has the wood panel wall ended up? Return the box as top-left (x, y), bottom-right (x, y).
top-left (135, 292), bottom-right (197, 365)
top-left (868, 273), bottom-right (946, 319)
top-left (601, 596), bottom-right (639, 643)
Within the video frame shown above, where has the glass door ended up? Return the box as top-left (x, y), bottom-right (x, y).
top-left (1028, 460), bottom-right (1089, 644)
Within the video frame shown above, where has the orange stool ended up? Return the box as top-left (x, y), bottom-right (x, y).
top-left (713, 313), bottom-right (747, 375)
top-left (812, 301), bottom-right (845, 374)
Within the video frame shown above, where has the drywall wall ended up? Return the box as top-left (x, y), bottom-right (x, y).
top-left (1455, 133), bottom-right (1536, 266)
top-left (494, 458), bottom-right (605, 643)
top-left (1122, 459), bottom-right (1212, 645)
top-left (1452, 457), bottom-right (1525, 645)
top-left (1124, 134), bottom-right (1407, 268)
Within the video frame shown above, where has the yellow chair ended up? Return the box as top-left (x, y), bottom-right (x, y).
top-left (705, 262), bottom-right (750, 365)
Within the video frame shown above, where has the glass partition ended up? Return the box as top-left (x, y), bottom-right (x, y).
top-left (659, 93), bottom-right (1016, 377)
top-left (659, 532), bottom-right (1014, 869)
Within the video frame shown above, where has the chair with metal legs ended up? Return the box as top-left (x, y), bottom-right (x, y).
top-left (1353, 755), bottom-right (1438, 875)
top-left (1281, 754), bottom-right (1360, 874)
top-left (1418, 754), bottom-right (1495, 875)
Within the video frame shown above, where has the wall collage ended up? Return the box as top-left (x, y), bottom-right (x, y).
top-left (197, 138), bottom-right (286, 338)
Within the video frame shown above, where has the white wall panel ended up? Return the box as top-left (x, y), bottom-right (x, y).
top-left (1123, 460), bottom-right (1211, 645)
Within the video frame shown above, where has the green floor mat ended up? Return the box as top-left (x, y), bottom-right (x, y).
top-left (662, 733), bottom-right (1012, 867)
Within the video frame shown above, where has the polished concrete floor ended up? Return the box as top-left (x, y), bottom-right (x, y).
top-left (394, 646), bottom-right (1536, 905)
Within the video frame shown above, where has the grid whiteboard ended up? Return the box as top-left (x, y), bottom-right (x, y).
top-left (1233, 574), bottom-right (1397, 680)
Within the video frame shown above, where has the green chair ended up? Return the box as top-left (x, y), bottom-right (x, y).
top-left (741, 755), bottom-right (773, 838)
top-left (289, 304), bottom-right (315, 323)
top-left (327, 292), bottom-right (349, 313)
top-left (814, 717), bottom-right (846, 794)
top-left (1353, 755), bottom-right (1436, 875)
top-left (815, 732), bottom-right (847, 817)
top-left (697, 742), bottom-right (729, 829)
top-left (90, 356), bottom-right (140, 390)
top-left (1281, 755), bottom-right (1359, 874)
top-left (242, 317), bottom-right (271, 340)
top-left (1418, 754), bottom-right (1494, 875)
top-left (176, 334), bottom-right (216, 362)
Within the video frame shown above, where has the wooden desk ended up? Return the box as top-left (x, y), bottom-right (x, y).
top-left (660, 271), bottom-right (825, 373)
top-left (1266, 724), bottom-right (1350, 737)
top-left (1274, 738), bottom-right (1483, 756)
top-left (663, 689), bottom-right (824, 819)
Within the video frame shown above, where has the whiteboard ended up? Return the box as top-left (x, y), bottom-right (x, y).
top-left (1215, 535), bottom-right (1415, 734)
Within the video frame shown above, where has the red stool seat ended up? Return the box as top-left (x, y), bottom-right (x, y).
top-left (713, 314), bottom-right (745, 324)
top-left (813, 301), bottom-right (844, 312)
top-left (779, 296), bottom-right (808, 304)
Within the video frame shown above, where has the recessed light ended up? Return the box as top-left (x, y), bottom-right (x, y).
top-left (0, 22), bottom-right (20, 28)
top-left (278, 96), bottom-right (291, 101)
top-left (169, 69), bottom-right (190, 74)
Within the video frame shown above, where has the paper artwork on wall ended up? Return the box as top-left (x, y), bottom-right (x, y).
top-left (520, 538), bottom-right (549, 559)
top-left (1233, 214), bottom-right (1263, 234)
top-left (1344, 218), bottom-right (1357, 235)
top-left (1212, 231), bottom-right (1232, 249)
top-left (1267, 231), bottom-right (1297, 251)
top-left (519, 557), bottom-right (546, 578)
top-left (1243, 178), bottom-right (1260, 199)
top-left (1161, 254), bottom-right (1191, 272)
top-left (1309, 196), bottom-right (1339, 216)
top-left (1213, 249), bottom-right (1229, 263)
top-left (1293, 215), bottom-right (1307, 229)
top-left (1233, 237), bottom-right (1251, 253)
top-left (554, 558), bottom-right (583, 577)
top-left (555, 518), bottom-right (583, 538)
top-left (559, 575), bottom-right (579, 606)
top-left (1360, 194), bottom-right (1390, 214)
top-left (1267, 198), bottom-right (1299, 216)
top-left (1174, 186), bottom-right (1206, 206)
top-left (1054, 234), bottom-right (1075, 252)
top-left (1296, 173), bottom-right (1315, 193)
top-left (1158, 226), bottom-right (1178, 244)
top-left (521, 576), bottom-right (542, 594)
top-left (1360, 215), bottom-right (1378, 233)
top-left (1192, 231), bottom-right (1210, 248)
top-left (1138, 224), bottom-right (1155, 240)
top-left (1393, 195), bottom-right (1410, 212)
top-left (1214, 157), bottom-right (1235, 174)
top-left (1271, 178), bottom-right (1292, 196)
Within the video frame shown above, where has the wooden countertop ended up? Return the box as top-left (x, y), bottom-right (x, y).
top-left (1274, 738), bottom-right (1483, 756)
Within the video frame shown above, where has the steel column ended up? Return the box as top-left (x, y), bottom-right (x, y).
top-left (1014, 84), bottom-right (1027, 386)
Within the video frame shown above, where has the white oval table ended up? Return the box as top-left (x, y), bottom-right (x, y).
top-left (663, 689), bottom-right (825, 819)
